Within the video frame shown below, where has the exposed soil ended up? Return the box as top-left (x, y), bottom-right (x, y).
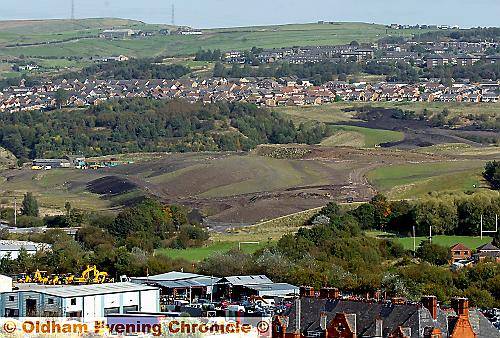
top-left (86, 176), bottom-right (137, 196)
top-left (1, 142), bottom-right (495, 230)
top-left (82, 146), bottom-right (445, 227)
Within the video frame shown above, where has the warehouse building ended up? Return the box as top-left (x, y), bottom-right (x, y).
top-left (0, 280), bottom-right (159, 318)
top-left (214, 275), bottom-right (299, 299)
top-left (131, 272), bottom-right (299, 301)
top-left (131, 271), bottom-right (219, 301)
top-left (0, 240), bottom-right (50, 259)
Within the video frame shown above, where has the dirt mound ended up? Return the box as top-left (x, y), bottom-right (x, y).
top-left (86, 176), bottom-right (138, 196)
top-left (254, 144), bottom-right (312, 159)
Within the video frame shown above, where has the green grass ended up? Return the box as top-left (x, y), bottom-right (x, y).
top-left (278, 102), bottom-right (500, 125)
top-left (328, 125), bottom-right (404, 148)
top-left (0, 169), bottom-right (113, 213)
top-left (0, 21), bottom-right (438, 59)
top-left (156, 241), bottom-right (268, 261)
top-left (367, 160), bottom-right (486, 199)
top-left (396, 236), bottom-right (493, 251)
top-left (275, 104), bottom-right (356, 124)
top-left (367, 231), bottom-right (493, 251)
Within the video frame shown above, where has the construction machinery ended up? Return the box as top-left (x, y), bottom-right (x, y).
top-left (16, 266), bottom-right (112, 285)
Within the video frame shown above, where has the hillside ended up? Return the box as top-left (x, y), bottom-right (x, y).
top-left (0, 147), bottom-right (15, 170)
top-left (0, 20), bottom-right (432, 59)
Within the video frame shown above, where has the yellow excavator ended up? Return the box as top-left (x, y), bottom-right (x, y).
top-left (72, 265), bottom-right (110, 284)
top-left (33, 270), bottom-right (49, 284)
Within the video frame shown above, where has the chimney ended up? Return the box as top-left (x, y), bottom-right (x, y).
top-left (421, 296), bottom-right (438, 320)
top-left (319, 287), bottom-right (340, 299)
top-left (300, 286), bottom-right (315, 298)
top-left (451, 297), bottom-right (469, 318)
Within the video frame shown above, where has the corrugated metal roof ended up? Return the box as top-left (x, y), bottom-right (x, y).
top-left (244, 283), bottom-right (299, 292)
top-left (150, 277), bottom-right (219, 289)
top-left (37, 282), bottom-right (158, 298)
top-left (217, 275), bottom-right (273, 286)
top-left (0, 240), bottom-right (49, 252)
top-left (133, 271), bottom-right (203, 281)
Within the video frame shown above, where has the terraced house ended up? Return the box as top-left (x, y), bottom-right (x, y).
top-left (273, 292), bottom-right (499, 338)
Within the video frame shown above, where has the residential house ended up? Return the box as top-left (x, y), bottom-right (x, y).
top-left (474, 243), bottom-right (500, 262)
top-left (450, 243), bottom-right (472, 263)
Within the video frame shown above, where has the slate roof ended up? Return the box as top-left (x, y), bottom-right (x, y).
top-left (282, 298), bottom-right (500, 338)
top-left (476, 243), bottom-right (500, 251)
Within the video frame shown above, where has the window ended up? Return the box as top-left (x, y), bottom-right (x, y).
top-left (8, 296), bottom-right (14, 302)
top-left (48, 298), bottom-right (54, 305)
top-left (104, 307), bottom-right (120, 316)
top-left (70, 298), bottom-right (77, 305)
top-left (123, 305), bottom-right (138, 314)
top-left (5, 309), bottom-right (19, 317)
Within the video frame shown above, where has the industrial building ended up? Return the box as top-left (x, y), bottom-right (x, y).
top-left (130, 271), bottom-right (219, 301)
top-left (131, 272), bottom-right (299, 302)
top-left (0, 277), bottom-right (159, 318)
top-left (0, 240), bottom-right (50, 259)
top-left (215, 275), bottom-right (299, 299)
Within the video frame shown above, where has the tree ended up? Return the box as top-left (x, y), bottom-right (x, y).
top-left (414, 198), bottom-right (458, 235)
top-left (54, 89), bottom-right (69, 109)
top-left (370, 194), bottom-right (392, 229)
top-left (350, 203), bottom-right (375, 229)
top-left (483, 161), bottom-right (500, 189)
top-left (21, 192), bottom-right (39, 217)
top-left (416, 241), bottom-right (451, 265)
top-left (213, 62), bottom-right (224, 77)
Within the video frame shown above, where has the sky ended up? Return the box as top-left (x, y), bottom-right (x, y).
top-left (1, 0), bottom-right (499, 28)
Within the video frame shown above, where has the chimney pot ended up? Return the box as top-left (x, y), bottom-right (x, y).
top-left (451, 297), bottom-right (469, 318)
top-left (319, 287), bottom-right (340, 299)
top-left (421, 295), bottom-right (438, 320)
top-left (300, 286), bottom-right (315, 298)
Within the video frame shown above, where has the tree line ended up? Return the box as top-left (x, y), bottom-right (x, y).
top-left (64, 58), bottom-right (191, 80)
top-left (213, 57), bottom-right (498, 84)
top-left (0, 99), bottom-right (329, 161)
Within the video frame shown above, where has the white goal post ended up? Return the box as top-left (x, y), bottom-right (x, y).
top-left (480, 214), bottom-right (498, 240)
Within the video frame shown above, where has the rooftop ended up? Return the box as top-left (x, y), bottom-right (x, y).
top-left (15, 282), bottom-right (158, 298)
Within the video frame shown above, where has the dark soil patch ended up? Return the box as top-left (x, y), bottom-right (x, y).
top-left (86, 176), bottom-right (138, 196)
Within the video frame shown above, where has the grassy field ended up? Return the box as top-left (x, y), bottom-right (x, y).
top-left (367, 231), bottom-right (493, 250)
top-left (156, 241), bottom-right (268, 261)
top-left (0, 20), bottom-right (436, 59)
top-left (0, 169), bottom-right (114, 213)
top-left (416, 144), bottom-right (500, 157)
top-left (160, 227), bottom-right (495, 262)
top-left (397, 236), bottom-right (492, 251)
top-left (322, 125), bottom-right (404, 148)
top-left (275, 104), bottom-right (356, 124)
top-left (366, 160), bottom-right (487, 199)
top-left (366, 101), bottom-right (500, 117)
top-left (277, 102), bottom-right (500, 124)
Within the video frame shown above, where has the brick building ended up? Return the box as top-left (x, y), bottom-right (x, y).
top-left (450, 243), bottom-right (472, 263)
top-left (272, 291), bottom-right (499, 338)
